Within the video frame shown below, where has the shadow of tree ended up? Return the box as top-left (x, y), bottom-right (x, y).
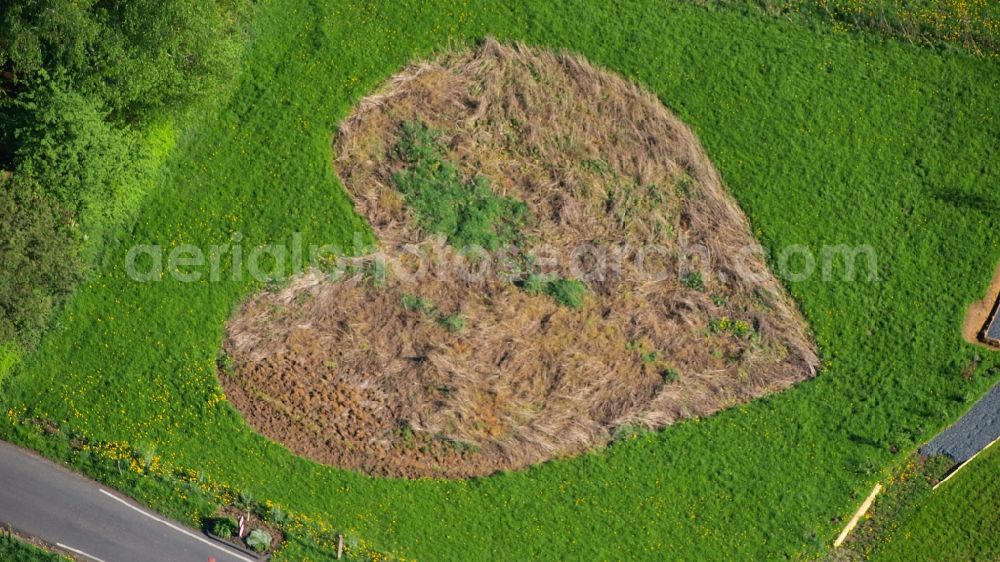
top-left (934, 189), bottom-right (1000, 214)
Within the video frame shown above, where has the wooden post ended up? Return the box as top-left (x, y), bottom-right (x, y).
top-left (834, 482), bottom-right (882, 548)
top-left (337, 534), bottom-right (344, 559)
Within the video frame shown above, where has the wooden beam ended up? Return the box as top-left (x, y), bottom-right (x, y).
top-left (834, 482), bottom-right (882, 548)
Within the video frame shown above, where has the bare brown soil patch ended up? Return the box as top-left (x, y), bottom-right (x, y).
top-left (220, 40), bottom-right (819, 478)
top-left (962, 261), bottom-right (1000, 347)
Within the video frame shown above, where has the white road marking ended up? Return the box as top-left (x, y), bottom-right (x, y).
top-left (98, 489), bottom-right (255, 562)
top-left (56, 542), bottom-right (109, 562)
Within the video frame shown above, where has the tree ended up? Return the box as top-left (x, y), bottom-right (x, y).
top-left (0, 174), bottom-right (83, 348)
top-left (9, 73), bottom-right (147, 249)
top-left (0, 0), bottom-right (249, 122)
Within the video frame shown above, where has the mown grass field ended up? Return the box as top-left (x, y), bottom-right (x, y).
top-left (0, 535), bottom-right (67, 562)
top-left (875, 444), bottom-right (1000, 560)
top-left (2, 0), bottom-right (999, 559)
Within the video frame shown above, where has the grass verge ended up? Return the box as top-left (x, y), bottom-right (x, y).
top-left (0, 533), bottom-right (68, 562)
top-left (872, 445), bottom-right (1000, 560)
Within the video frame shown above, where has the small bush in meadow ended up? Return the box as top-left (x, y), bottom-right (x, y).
top-left (211, 517), bottom-right (238, 539)
top-left (266, 505), bottom-right (287, 525)
top-left (246, 529), bottom-right (273, 552)
top-left (237, 490), bottom-right (256, 510)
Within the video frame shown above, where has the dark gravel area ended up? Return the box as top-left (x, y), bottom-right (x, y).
top-left (920, 380), bottom-right (1000, 463)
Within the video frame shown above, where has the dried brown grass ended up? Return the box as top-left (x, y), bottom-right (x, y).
top-left (221, 40), bottom-right (819, 478)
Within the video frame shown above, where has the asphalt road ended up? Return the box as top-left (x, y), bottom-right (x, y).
top-left (0, 441), bottom-right (255, 562)
top-left (920, 379), bottom-right (1000, 463)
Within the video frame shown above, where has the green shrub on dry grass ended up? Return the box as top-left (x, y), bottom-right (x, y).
top-left (399, 294), bottom-right (466, 333)
top-left (522, 274), bottom-right (587, 309)
top-left (681, 271), bottom-right (706, 291)
top-left (392, 122), bottom-right (590, 311)
top-left (392, 120), bottom-right (530, 251)
top-left (709, 316), bottom-right (755, 339)
top-left (436, 313), bottom-right (465, 333)
top-left (399, 294), bottom-right (433, 314)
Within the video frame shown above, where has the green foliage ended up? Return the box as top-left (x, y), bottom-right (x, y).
top-left (681, 271), bottom-right (706, 291)
top-left (0, 535), bottom-right (67, 562)
top-left (523, 274), bottom-right (587, 309)
top-left (0, 0), bottom-right (244, 354)
top-left (246, 529), bottom-right (273, 552)
top-left (399, 294), bottom-right (433, 314)
top-left (0, 177), bottom-right (84, 349)
top-left (874, 446), bottom-right (1000, 560)
top-left (628, 341), bottom-right (675, 379)
top-left (236, 490), bottom-right (256, 510)
top-left (400, 294), bottom-right (465, 332)
top-left (0, 0), bottom-right (250, 121)
top-left (0, 341), bottom-right (20, 385)
top-left (7, 74), bottom-right (150, 252)
top-left (437, 313), bottom-right (466, 333)
top-left (438, 434), bottom-right (481, 454)
top-left (521, 273), bottom-right (547, 295)
top-left (701, 0), bottom-right (1000, 56)
top-left (544, 278), bottom-right (587, 309)
top-left (393, 120), bottom-right (446, 166)
top-left (210, 517), bottom-right (237, 539)
top-left (217, 354), bottom-right (236, 377)
top-left (136, 443), bottom-right (157, 472)
top-left (625, 339), bottom-right (663, 365)
top-left (580, 158), bottom-right (610, 174)
top-left (2, 1), bottom-right (998, 561)
top-left (640, 350), bottom-right (660, 365)
top-left (266, 505), bottom-right (287, 525)
top-left (399, 423), bottom-right (415, 448)
top-left (709, 316), bottom-right (755, 338)
top-left (675, 173), bottom-right (695, 197)
top-left (360, 260), bottom-right (387, 288)
top-left (392, 121), bottom-right (530, 251)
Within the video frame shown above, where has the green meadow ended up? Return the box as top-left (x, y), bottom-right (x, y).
top-left (0, 535), bottom-right (67, 562)
top-left (876, 445), bottom-right (1000, 560)
top-left (2, 0), bottom-right (998, 559)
